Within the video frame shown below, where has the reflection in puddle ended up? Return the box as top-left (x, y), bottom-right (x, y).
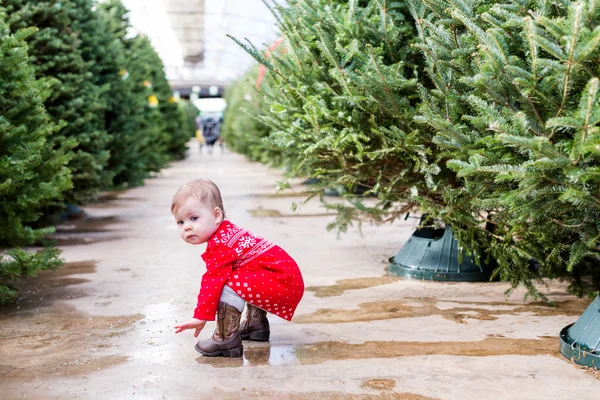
top-left (245, 345), bottom-right (296, 366)
top-left (197, 336), bottom-right (560, 368)
top-left (265, 344), bottom-right (296, 366)
top-left (195, 345), bottom-right (297, 368)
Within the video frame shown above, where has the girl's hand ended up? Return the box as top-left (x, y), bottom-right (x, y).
top-left (174, 318), bottom-right (207, 337)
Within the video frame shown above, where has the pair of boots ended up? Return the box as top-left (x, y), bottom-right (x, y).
top-left (195, 302), bottom-right (270, 358)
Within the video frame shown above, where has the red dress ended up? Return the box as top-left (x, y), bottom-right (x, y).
top-left (193, 220), bottom-right (304, 321)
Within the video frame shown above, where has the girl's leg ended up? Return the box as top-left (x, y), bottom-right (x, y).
top-left (220, 285), bottom-right (270, 341)
top-left (220, 285), bottom-right (245, 312)
top-left (239, 303), bottom-right (270, 342)
top-left (195, 285), bottom-right (245, 358)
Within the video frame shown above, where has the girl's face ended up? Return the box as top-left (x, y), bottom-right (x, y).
top-left (174, 197), bottom-right (223, 245)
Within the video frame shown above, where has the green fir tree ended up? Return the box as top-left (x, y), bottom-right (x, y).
top-left (221, 65), bottom-right (275, 163)
top-left (228, 0), bottom-right (600, 296)
top-left (5, 0), bottom-right (111, 204)
top-left (99, 0), bottom-right (169, 185)
top-left (179, 99), bottom-right (200, 140)
top-left (96, 0), bottom-right (148, 187)
top-left (410, 0), bottom-right (600, 295)
top-left (127, 35), bottom-right (170, 172)
top-left (134, 36), bottom-right (190, 160)
top-left (231, 0), bottom-right (442, 232)
top-left (0, 11), bottom-right (68, 302)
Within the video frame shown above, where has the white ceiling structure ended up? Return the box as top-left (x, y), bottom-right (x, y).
top-left (122, 0), bottom-right (280, 91)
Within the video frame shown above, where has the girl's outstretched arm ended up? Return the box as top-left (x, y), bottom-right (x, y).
top-left (174, 318), bottom-right (207, 337)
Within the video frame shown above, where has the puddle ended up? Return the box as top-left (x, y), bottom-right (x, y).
top-left (288, 337), bottom-right (560, 363)
top-left (196, 336), bottom-right (559, 368)
top-left (51, 215), bottom-right (122, 245)
top-left (306, 277), bottom-right (400, 297)
top-left (0, 305), bottom-right (140, 379)
top-left (248, 209), bottom-right (337, 218)
top-left (55, 215), bottom-right (120, 233)
top-left (51, 235), bottom-right (123, 246)
top-left (211, 388), bottom-right (435, 400)
top-left (38, 260), bottom-right (98, 277)
top-left (294, 297), bottom-right (590, 324)
top-left (93, 191), bottom-right (141, 204)
top-left (196, 344), bottom-right (298, 368)
top-left (1, 260), bottom-right (98, 312)
top-left (242, 392), bottom-right (433, 399)
top-left (362, 379), bottom-right (396, 390)
top-left (96, 190), bottom-right (128, 202)
top-left (0, 259), bottom-right (141, 381)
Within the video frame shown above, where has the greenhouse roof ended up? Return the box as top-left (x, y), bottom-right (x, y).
top-left (122, 0), bottom-right (279, 89)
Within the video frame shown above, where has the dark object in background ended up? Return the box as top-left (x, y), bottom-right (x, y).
top-left (202, 116), bottom-right (220, 145)
top-left (197, 114), bottom-right (224, 153)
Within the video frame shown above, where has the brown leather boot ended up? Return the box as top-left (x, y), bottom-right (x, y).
top-left (195, 302), bottom-right (243, 357)
top-left (239, 303), bottom-right (270, 341)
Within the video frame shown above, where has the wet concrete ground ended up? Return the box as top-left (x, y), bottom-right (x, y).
top-left (1, 142), bottom-right (598, 399)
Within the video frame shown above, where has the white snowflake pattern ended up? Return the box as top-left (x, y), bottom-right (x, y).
top-left (214, 225), bottom-right (239, 245)
top-left (237, 236), bottom-right (257, 249)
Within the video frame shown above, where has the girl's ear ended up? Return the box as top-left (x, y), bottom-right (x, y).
top-left (213, 207), bottom-right (224, 223)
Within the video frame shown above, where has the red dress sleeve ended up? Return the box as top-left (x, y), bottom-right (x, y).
top-left (193, 243), bottom-right (239, 320)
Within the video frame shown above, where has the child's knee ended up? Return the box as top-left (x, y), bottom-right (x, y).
top-left (220, 285), bottom-right (245, 312)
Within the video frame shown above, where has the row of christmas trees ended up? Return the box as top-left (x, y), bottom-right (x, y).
top-left (0, 0), bottom-right (196, 302)
top-left (222, 0), bottom-right (600, 297)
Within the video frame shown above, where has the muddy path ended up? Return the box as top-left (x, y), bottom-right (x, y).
top-left (1, 143), bottom-right (597, 399)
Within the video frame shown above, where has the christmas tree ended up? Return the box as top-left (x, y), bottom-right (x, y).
top-left (410, 0), bottom-right (600, 295)
top-left (0, 11), bottom-right (68, 302)
top-left (68, 0), bottom-right (118, 184)
top-left (179, 100), bottom-right (200, 141)
top-left (221, 65), bottom-right (276, 164)
top-left (229, 0), bottom-right (600, 296)
top-left (131, 35), bottom-right (190, 161)
top-left (5, 0), bottom-right (111, 204)
top-left (231, 0), bottom-right (442, 231)
top-left (126, 35), bottom-right (170, 172)
top-left (99, 0), bottom-right (169, 185)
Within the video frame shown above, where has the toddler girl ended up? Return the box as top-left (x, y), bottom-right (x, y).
top-left (172, 179), bottom-right (304, 357)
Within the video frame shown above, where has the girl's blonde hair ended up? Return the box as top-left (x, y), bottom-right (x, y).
top-left (171, 179), bottom-right (225, 216)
